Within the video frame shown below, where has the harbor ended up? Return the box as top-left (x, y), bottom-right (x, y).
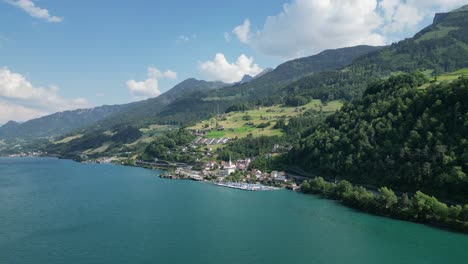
top-left (214, 182), bottom-right (280, 191)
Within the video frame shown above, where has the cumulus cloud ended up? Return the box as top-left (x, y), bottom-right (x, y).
top-left (126, 66), bottom-right (177, 99)
top-left (199, 53), bottom-right (263, 83)
top-left (233, 19), bottom-right (251, 43)
top-left (379, 0), bottom-right (467, 33)
top-left (235, 0), bottom-right (467, 58)
top-left (8, 0), bottom-right (63, 22)
top-left (0, 67), bottom-right (89, 123)
top-left (0, 100), bottom-right (48, 124)
top-left (239, 0), bottom-right (385, 58)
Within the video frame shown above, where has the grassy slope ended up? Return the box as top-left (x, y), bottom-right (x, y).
top-left (53, 134), bottom-right (84, 144)
top-left (189, 100), bottom-right (342, 139)
top-left (419, 68), bottom-right (468, 89)
top-left (70, 124), bottom-right (176, 156)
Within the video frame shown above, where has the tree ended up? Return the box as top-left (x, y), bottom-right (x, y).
top-left (448, 205), bottom-right (462, 221)
top-left (301, 180), bottom-right (311, 192)
top-left (463, 205), bottom-right (468, 222)
top-left (336, 180), bottom-right (353, 199)
top-left (400, 193), bottom-right (411, 209)
top-left (378, 187), bottom-right (398, 211)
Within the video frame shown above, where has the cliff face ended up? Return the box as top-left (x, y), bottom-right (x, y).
top-left (433, 12), bottom-right (449, 25)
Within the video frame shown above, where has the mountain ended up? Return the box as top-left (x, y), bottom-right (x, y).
top-left (145, 45), bottom-right (384, 125)
top-left (39, 6), bottom-right (468, 157)
top-left (72, 45), bottom-right (380, 131)
top-left (89, 78), bottom-right (227, 130)
top-left (0, 78), bottom-right (226, 142)
top-left (240, 74), bottom-right (254, 83)
top-left (287, 72), bottom-right (468, 203)
top-left (0, 121), bottom-right (20, 131)
top-left (253, 68), bottom-right (273, 79)
top-left (281, 6), bottom-right (468, 103)
top-left (210, 45), bottom-right (384, 100)
top-left (0, 104), bottom-right (133, 140)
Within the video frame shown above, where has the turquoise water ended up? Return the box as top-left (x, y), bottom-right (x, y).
top-left (0, 158), bottom-right (467, 264)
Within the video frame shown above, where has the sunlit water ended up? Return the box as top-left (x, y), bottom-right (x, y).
top-left (1, 157), bottom-right (467, 264)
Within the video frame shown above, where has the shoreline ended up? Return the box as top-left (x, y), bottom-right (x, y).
top-left (4, 156), bottom-right (467, 234)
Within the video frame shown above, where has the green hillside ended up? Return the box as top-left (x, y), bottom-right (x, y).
top-left (189, 100), bottom-right (342, 139)
top-left (102, 45), bottom-right (380, 129)
top-left (287, 72), bottom-right (468, 203)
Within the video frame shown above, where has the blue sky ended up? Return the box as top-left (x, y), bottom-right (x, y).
top-left (0, 0), bottom-right (467, 123)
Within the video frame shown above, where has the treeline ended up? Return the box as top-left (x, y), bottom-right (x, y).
top-left (287, 73), bottom-right (468, 203)
top-left (301, 177), bottom-right (468, 233)
top-left (143, 129), bottom-right (196, 163)
top-left (218, 135), bottom-right (285, 161)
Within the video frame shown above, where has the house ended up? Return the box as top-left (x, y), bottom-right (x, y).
top-left (272, 171), bottom-right (287, 182)
top-left (204, 160), bottom-right (217, 170)
top-left (272, 144), bottom-right (280, 152)
top-left (252, 169), bottom-right (263, 179)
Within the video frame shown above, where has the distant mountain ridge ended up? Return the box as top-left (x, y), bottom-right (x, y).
top-left (0, 121), bottom-right (20, 130)
top-left (61, 45), bottom-right (381, 132)
top-left (89, 78), bottom-right (228, 130)
top-left (0, 104), bottom-right (134, 140)
top-left (0, 78), bottom-right (227, 141)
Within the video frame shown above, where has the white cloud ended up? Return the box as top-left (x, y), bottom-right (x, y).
top-left (126, 66), bottom-right (177, 99)
top-left (177, 35), bottom-right (190, 43)
top-left (147, 67), bottom-right (177, 80)
top-left (379, 0), bottom-right (467, 33)
top-left (0, 67), bottom-right (89, 122)
top-left (233, 19), bottom-right (251, 43)
top-left (9, 0), bottom-right (63, 23)
top-left (176, 34), bottom-right (197, 43)
top-left (126, 79), bottom-right (159, 99)
top-left (243, 0), bottom-right (385, 58)
top-left (0, 100), bottom-right (48, 124)
top-left (235, 0), bottom-right (467, 58)
top-left (199, 53), bottom-right (263, 83)
top-left (224, 32), bottom-right (231, 42)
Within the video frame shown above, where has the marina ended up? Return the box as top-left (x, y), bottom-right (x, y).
top-left (214, 182), bottom-right (280, 191)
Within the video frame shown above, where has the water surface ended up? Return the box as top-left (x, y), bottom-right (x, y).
top-left (1, 158), bottom-right (467, 264)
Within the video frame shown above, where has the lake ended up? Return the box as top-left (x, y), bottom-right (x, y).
top-left (1, 157), bottom-right (467, 264)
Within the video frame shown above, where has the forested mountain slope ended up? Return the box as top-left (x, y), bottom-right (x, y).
top-left (287, 73), bottom-right (468, 203)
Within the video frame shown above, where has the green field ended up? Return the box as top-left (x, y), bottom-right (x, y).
top-left (190, 100), bottom-right (342, 139)
top-left (436, 68), bottom-right (468, 81)
top-left (53, 134), bottom-right (83, 144)
top-left (415, 26), bottom-right (459, 43)
top-left (419, 68), bottom-right (468, 89)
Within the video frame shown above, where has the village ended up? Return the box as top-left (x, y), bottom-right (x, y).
top-left (160, 156), bottom-right (300, 191)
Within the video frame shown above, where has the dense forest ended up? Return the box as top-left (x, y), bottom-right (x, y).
top-left (287, 73), bottom-right (468, 203)
top-left (142, 129), bottom-right (196, 163)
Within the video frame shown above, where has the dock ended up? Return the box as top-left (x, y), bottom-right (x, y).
top-left (214, 182), bottom-right (279, 191)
